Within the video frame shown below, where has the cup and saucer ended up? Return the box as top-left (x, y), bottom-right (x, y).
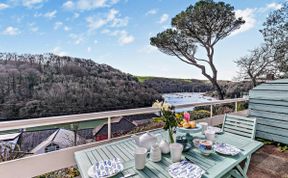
top-left (176, 136), bottom-right (192, 152)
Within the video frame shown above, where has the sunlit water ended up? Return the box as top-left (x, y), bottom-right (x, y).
top-left (162, 92), bottom-right (215, 112)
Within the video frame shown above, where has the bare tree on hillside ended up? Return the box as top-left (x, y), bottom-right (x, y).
top-left (235, 45), bottom-right (276, 87)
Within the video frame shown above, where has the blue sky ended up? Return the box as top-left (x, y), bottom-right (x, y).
top-left (0, 0), bottom-right (285, 80)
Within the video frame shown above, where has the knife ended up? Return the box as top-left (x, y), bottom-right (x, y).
top-left (120, 172), bottom-right (138, 178)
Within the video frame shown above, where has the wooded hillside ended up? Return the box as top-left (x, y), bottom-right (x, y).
top-left (0, 53), bottom-right (161, 120)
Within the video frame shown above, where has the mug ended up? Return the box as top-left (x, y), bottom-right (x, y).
top-left (199, 122), bottom-right (208, 134)
top-left (170, 143), bottom-right (183, 163)
top-left (134, 147), bottom-right (148, 170)
top-left (205, 130), bottom-right (215, 141)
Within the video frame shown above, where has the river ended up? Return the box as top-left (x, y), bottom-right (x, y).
top-left (162, 92), bottom-right (215, 112)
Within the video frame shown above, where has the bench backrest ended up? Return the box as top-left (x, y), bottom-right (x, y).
top-left (222, 114), bottom-right (257, 139)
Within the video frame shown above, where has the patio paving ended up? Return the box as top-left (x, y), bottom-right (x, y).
top-left (248, 144), bottom-right (288, 178)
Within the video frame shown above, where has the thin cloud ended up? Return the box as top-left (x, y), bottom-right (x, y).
top-left (54, 22), bottom-right (63, 30)
top-left (104, 30), bottom-right (135, 45)
top-left (64, 26), bottom-right (70, 31)
top-left (69, 33), bottom-right (85, 45)
top-left (3, 26), bottom-right (21, 36)
top-left (63, 1), bottom-right (74, 10)
top-left (28, 23), bottom-right (39, 32)
top-left (257, 2), bottom-right (283, 12)
top-left (73, 13), bottom-right (80, 18)
top-left (231, 8), bottom-right (256, 36)
top-left (22, 0), bottom-right (47, 8)
top-left (158, 14), bottom-right (169, 24)
top-left (75, 0), bottom-right (120, 10)
top-left (86, 8), bottom-right (129, 31)
top-left (138, 45), bottom-right (157, 54)
top-left (43, 10), bottom-right (57, 19)
top-left (146, 9), bottom-right (158, 16)
top-left (52, 47), bottom-right (68, 56)
top-left (117, 31), bottom-right (135, 45)
top-left (0, 3), bottom-right (9, 10)
top-left (266, 2), bottom-right (283, 10)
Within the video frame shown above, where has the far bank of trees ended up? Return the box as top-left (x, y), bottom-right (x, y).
top-left (138, 77), bottom-right (213, 93)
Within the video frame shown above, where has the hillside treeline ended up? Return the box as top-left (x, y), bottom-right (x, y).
top-left (0, 53), bottom-right (161, 120)
top-left (139, 77), bottom-right (213, 93)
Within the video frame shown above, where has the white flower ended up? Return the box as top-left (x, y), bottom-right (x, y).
top-left (153, 100), bottom-right (172, 111)
top-left (152, 100), bottom-right (163, 109)
top-left (162, 103), bottom-right (171, 111)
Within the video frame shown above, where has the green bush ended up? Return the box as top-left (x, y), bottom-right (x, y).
top-left (194, 102), bottom-right (248, 115)
top-left (35, 167), bottom-right (80, 178)
top-left (189, 110), bottom-right (211, 120)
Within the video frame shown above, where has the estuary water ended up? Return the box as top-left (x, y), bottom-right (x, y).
top-left (162, 92), bottom-right (215, 112)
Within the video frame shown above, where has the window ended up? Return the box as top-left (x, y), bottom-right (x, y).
top-left (45, 143), bottom-right (60, 153)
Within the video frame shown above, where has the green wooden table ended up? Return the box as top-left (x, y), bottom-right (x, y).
top-left (74, 130), bottom-right (263, 178)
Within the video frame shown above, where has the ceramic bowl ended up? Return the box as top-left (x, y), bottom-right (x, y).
top-left (199, 140), bottom-right (213, 156)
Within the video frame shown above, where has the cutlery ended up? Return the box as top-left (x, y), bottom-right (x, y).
top-left (120, 172), bottom-right (138, 178)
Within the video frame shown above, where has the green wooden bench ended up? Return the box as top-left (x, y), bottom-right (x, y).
top-left (222, 114), bottom-right (257, 178)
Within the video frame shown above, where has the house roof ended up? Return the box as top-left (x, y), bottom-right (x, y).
top-left (93, 113), bottom-right (158, 136)
top-left (0, 133), bottom-right (21, 141)
top-left (92, 116), bottom-right (122, 135)
top-left (0, 133), bottom-right (21, 154)
top-left (31, 128), bottom-right (85, 154)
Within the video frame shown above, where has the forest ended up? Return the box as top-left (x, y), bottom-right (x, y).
top-left (0, 53), bottom-right (162, 120)
top-left (138, 76), bottom-right (213, 93)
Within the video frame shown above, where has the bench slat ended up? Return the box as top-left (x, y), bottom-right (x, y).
top-left (223, 128), bottom-right (253, 138)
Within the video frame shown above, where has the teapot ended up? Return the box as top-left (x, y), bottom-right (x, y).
top-left (159, 140), bottom-right (170, 154)
top-left (132, 131), bottom-right (157, 150)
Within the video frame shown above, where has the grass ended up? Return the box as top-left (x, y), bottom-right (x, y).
top-left (136, 76), bottom-right (155, 83)
top-left (136, 76), bottom-right (197, 83)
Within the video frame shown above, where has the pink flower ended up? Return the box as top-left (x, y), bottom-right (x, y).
top-left (183, 112), bottom-right (190, 122)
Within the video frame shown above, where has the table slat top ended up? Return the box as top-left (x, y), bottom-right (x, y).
top-left (75, 130), bottom-right (263, 178)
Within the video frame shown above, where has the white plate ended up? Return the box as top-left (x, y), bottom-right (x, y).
top-left (214, 143), bottom-right (241, 156)
top-left (207, 126), bottom-right (222, 133)
top-left (168, 160), bottom-right (205, 178)
top-left (176, 124), bottom-right (202, 134)
top-left (88, 158), bottom-right (123, 178)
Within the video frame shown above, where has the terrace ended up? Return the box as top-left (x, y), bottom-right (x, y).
top-left (0, 79), bottom-right (287, 178)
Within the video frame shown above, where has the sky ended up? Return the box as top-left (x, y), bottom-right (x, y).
top-left (0, 0), bottom-right (285, 80)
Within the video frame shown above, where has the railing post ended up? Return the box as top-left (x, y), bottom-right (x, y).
top-left (210, 105), bottom-right (213, 118)
top-left (209, 105), bottom-right (213, 126)
top-left (235, 101), bottom-right (238, 112)
top-left (108, 117), bottom-right (111, 140)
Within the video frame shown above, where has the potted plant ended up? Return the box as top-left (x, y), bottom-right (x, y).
top-left (152, 101), bottom-right (177, 143)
